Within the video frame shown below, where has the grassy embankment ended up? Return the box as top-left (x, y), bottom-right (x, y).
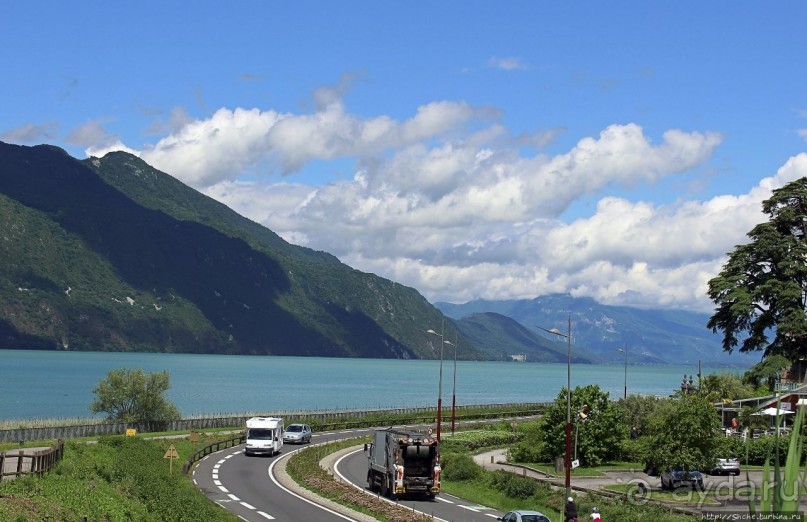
top-left (0, 433), bottom-right (239, 521)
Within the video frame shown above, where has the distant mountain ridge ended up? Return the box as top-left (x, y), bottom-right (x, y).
top-left (438, 295), bottom-right (758, 367)
top-left (0, 142), bottom-right (480, 359)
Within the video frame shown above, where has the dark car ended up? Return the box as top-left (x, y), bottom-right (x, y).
top-left (283, 423), bottom-right (312, 444)
top-left (661, 469), bottom-right (704, 490)
top-left (498, 510), bottom-right (551, 522)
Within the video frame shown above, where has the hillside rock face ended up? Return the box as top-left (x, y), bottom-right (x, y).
top-left (0, 142), bottom-right (465, 358)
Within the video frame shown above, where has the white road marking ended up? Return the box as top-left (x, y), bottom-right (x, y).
top-left (240, 501), bottom-right (255, 509)
top-left (333, 448), bottom-right (450, 522)
top-left (228, 493), bottom-right (240, 501)
top-left (268, 445), bottom-right (358, 521)
top-left (460, 505), bottom-right (481, 512)
top-left (214, 480), bottom-right (222, 486)
top-left (257, 512), bottom-right (275, 520)
top-left (219, 485), bottom-right (229, 493)
top-left (436, 496), bottom-right (454, 503)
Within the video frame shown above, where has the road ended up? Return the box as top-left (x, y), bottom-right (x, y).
top-left (191, 419), bottom-right (531, 521)
top-left (193, 418), bottom-right (803, 521)
top-left (334, 446), bottom-right (506, 521)
top-left (192, 426), bottom-right (377, 521)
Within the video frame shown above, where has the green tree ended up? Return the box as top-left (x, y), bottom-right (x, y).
top-left (536, 384), bottom-right (624, 466)
top-left (616, 394), bottom-right (663, 437)
top-left (697, 372), bottom-right (756, 403)
top-left (742, 355), bottom-right (791, 392)
top-left (90, 368), bottom-right (181, 423)
top-left (707, 177), bottom-right (807, 362)
top-left (641, 394), bottom-right (720, 472)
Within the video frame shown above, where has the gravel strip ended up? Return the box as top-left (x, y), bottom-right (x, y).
top-left (272, 443), bottom-right (378, 522)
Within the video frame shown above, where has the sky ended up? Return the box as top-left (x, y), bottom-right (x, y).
top-left (2, 2), bottom-right (806, 313)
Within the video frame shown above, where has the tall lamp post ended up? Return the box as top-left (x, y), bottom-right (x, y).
top-left (537, 314), bottom-right (572, 501)
top-left (617, 346), bottom-right (627, 399)
top-left (450, 333), bottom-right (459, 435)
top-left (426, 320), bottom-right (447, 441)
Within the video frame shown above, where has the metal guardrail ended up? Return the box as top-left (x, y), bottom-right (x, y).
top-left (0, 403), bottom-right (549, 444)
top-left (180, 406), bottom-right (547, 474)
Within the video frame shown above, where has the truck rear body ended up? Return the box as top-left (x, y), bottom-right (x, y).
top-left (365, 428), bottom-right (440, 498)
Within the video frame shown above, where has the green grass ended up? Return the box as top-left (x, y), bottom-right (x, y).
top-left (0, 434), bottom-right (239, 521)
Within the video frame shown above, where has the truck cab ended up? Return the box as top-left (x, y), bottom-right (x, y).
top-left (244, 417), bottom-right (284, 456)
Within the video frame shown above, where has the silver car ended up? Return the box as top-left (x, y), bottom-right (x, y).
top-left (710, 457), bottom-right (740, 476)
top-left (498, 510), bottom-right (551, 522)
top-left (283, 423), bottom-right (312, 444)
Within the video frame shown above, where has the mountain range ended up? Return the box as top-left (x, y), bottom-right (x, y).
top-left (441, 295), bottom-right (758, 367)
top-left (0, 141), bottom-right (754, 367)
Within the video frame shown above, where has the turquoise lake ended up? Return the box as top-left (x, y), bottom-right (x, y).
top-left (0, 349), bottom-right (744, 421)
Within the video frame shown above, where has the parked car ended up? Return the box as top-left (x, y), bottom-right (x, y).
top-left (283, 423), bottom-right (312, 444)
top-left (497, 510), bottom-right (551, 522)
top-left (661, 469), bottom-right (704, 490)
top-left (710, 457), bottom-right (740, 476)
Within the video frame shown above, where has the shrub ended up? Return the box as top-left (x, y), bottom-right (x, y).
top-left (487, 470), bottom-right (537, 499)
top-left (440, 453), bottom-right (481, 481)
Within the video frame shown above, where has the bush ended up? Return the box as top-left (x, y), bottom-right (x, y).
top-left (487, 470), bottom-right (537, 499)
top-left (440, 453), bottom-right (481, 481)
top-left (507, 440), bottom-right (544, 463)
top-left (440, 428), bottom-right (523, 453)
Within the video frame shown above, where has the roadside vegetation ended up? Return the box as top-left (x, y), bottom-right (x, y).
top-left (0, 434), bottom-right (238, 521)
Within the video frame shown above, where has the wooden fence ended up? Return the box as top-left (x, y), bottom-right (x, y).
top-left (0, 439), bottom-right (65, 483)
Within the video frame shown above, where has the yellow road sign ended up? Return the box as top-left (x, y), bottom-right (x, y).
top-left (163, 443), bottom-right (179, 459)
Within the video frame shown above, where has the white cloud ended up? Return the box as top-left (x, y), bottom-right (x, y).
top-left (81, 89), bottom-right (807, 313)
top-left (487, 57), bottom-right (527, 71)
top-left (138, 99), bottom-right (485, 187)
top-left (1, 122), bottom-right (58, 144)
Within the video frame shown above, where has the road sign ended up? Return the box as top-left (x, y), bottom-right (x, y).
top-left (571, 459), bottom-right (580, 469)
top-left (164, 443), bottom-right (180, 474)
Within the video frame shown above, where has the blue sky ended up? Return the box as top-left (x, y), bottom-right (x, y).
top-left (2, 2), bottom-right (806, 312)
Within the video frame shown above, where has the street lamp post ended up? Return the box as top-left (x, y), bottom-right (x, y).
top-left (537, 314), bottom-right (572, 500)
top-left (426, 320), bottom-right (447, 442)
top-left (617, 346), bottom-right (627, 399)
top-left (451, 333), bottom-right (458, 435)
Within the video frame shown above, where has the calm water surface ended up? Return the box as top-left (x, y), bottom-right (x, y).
top-left (0, 349), bottom-right (739, 421)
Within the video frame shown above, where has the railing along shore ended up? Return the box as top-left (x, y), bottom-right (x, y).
top-left (0, 402), bottom-right (548, 444)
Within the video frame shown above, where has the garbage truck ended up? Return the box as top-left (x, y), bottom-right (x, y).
top-left (364, 428), bottom-right (440, 499)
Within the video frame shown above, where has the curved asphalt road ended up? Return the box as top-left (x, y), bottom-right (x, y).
top-left (335, 447), bottom-right (505, 521)
top-left (192, 426), bottom-right (376, 521)
top-left (192, 419), bottom-right (530, 521)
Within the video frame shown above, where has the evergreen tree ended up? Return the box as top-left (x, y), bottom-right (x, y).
top-left (707, 177), bottom-right (807, 361)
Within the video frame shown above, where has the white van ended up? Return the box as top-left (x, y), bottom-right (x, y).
top-left (244, 417), bottom-right (284, 456)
